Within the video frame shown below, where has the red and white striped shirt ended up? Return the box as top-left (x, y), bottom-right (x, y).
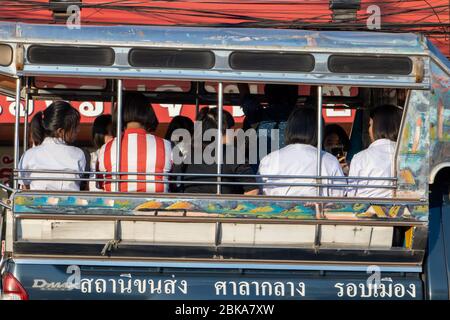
top-left (98, 128), bottom-right (172, 193)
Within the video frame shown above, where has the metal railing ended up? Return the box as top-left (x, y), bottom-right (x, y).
top-left (13, 169), bottom-right (397, 180)
top-left (12, 169), bottom-right (397, 190)
top-left (10, 77), bottom-right (402, 200)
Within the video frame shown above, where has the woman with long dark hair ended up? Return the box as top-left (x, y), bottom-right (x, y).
top-left (171, 107), bottom-right (258, 195)
top-left (18, 101), bottom-right (86, 190)
top-left (165, 115), bottom-right (194, 162)
top-left (258, 107), bottom-right (345, 197)
top-left (348, 104), bottom-right (403, 197)
top-left (90, 114), bottom-right (114, 191)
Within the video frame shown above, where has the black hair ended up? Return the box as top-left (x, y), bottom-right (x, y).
top-left (30, 114), bottom-right (43, 147)
top-left (197, 108), bottom-right (234, 129)
top-left (242, 116), bottom-right (252, 131)
top-left (223, 110), bottom-right (235, 129)
top-left (285, 107), bottom-right (319, 146)
top-left (165, 115), bottom-right (194, 141)
top-left (194, 107), bottom-right (229, 148)
top-left (196, 107), bottom-right (209, 121)
top-left (92, 114), bottom-right (113, 149)
top-left (115, 93), bottom-right (158, 132)
top-left (323, 124), bottom-right (350, 152)
top-left (370, 104), bottom-right (403, 142)
top-left (30, 100), bottom-right (80, 145)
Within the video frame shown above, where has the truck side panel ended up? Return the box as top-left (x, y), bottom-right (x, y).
top-left (425, 187), bottom-right (449, 299)
top-left (5, 261), bottom-right (423, 300)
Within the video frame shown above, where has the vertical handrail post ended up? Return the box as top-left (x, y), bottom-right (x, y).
top-left (393, 90), bottom-right (410, 198)
top-left (115, 79), bottom-right (123, 192)
top-left (13, 77), bottom-right (22, 189)
top-left (216, 82), bottom-right (224, 195)
top-left (316, 86), bottom-right (323, 196)
top-left (23, 77), bottom-right (30, 152)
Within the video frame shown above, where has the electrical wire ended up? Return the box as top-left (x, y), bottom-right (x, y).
top-left (0, 0), bottom-right (447, 36)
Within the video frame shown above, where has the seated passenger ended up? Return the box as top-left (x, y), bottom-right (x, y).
top-left (18, 101), bottom-right (86, 191)
top-left (29, 113), bottom-right (43, 148)
top-left (197, 107), bottom-right (234, 128)
top-left (258, 107), bottom-right (345, 197)
top-left (323, 124), bottom-right (351, 175)
top-left (172, 107), bottom-right (258, 195)
top-left (238, 83), bottom-right (298, 154)
top-left (223, 109), bottom-right (235, 129)
top-left (97, 93), bottom-right (172, 193)
top-left (165, 115), bottom-right (194, 161)
top-left (90, 114), bottom-right (114, 191)
top-left (347, 104), bottom-right (402, 198)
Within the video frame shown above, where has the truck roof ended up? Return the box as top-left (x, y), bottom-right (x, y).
top-left (1, 0), bottom-right (448, 57)
top-left (0, 22), bottom-right (430, 55)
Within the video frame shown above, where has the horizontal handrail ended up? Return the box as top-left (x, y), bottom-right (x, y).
top-left (0, 182), bottom-right (14, 193)
top-left (14, 169), bottom-right (398, 181)
top-left (15, 213), bottom-right (427, 227)
top-left (12, 176), bottom-right (396, 189)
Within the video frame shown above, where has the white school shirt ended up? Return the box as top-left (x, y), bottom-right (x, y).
top-left (18, 137), bottom-right (86, 191)
top-left (258, 143), bottom-right (345, 197)
top-left (347, 139), bottom-right (396, 198)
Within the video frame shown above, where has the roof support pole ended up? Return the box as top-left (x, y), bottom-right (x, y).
top-left (115, 79), bottom-right (123, 192)
top-left (316, 85), bottom-right (323, 196)
top-left (216, 82), bottom-right (224, 195)
top-left (23, 77), bottom-right (30, 153)
top-left (13, 77), bottom-right (22, 189)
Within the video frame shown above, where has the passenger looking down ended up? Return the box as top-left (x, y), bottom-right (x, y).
top-left (18, 101), bottom-right (86, 191)
top-left (171, 107), bottom-right (259, 195)
top-left (323, 124), bottom-right (351, 175)
top-left (258, 107), bottom-right (345, 197)
top-left (347, 104), bottom-right (402, 198)
top-left (90, 114), bottom-right (114, 191)
top-left (165, 115), bottom-right (194, 162)
top-left (97, 93), bottom-right (172, 193)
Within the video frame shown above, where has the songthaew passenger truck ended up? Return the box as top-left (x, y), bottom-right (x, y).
top-left (0, 22), bottom-right (449, 299)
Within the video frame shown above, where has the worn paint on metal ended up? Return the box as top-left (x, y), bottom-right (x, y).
top-left (13, 194), bottom-right (428, 221)
top-left (429, 61), bottom-right (450, 181)
top-left (0, 23), bottom-right (425, 53)
top-left (2, 24), bottom-right (448, 221)
top-left (397, 89), bottom-right (431, 199)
